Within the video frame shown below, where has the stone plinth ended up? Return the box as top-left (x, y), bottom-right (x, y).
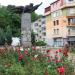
top-left (21, 13), bottom-right (31, 47)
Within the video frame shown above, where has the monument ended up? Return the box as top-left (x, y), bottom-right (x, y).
top-left (15, 2), bottom-right (42, 47)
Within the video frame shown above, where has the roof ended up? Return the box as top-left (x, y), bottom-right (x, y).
top-left (45, 6), bottom-right (51, 13)
top-left (50, 0), bottom-right (60, 5)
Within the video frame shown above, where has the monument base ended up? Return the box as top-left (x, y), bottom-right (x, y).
top-left (21, 13), bottom-right (31, 47)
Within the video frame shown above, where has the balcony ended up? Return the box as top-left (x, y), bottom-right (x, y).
top-left (67, 12), bottom-right (75, 16)
top-left (67, 32), bottom-right (75, 37)
top-left (61, 2), bottom-right (75, 9)
top-left (67, 27), bottom-right (75, 37)
top-left (68, 23), bottom-right (75, 27)
top-left (67, 18), bottom-right (75, 27)
top-left (52, 34), bottom-right (62, 38)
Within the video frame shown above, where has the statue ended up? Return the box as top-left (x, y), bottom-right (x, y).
top-left (15, 2), bottom-right (42, 14)
top-left (13, 2), bottom-right (42, 47)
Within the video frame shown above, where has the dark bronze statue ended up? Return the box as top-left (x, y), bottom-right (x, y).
top-left (15, 2), bottom-right (42, 14)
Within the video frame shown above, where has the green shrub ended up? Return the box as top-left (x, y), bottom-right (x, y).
top-left (35, 41), bottom-right (46, 46)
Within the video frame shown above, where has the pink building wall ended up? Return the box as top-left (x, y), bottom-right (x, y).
top-left (50, 0), bottom-right (64, 12)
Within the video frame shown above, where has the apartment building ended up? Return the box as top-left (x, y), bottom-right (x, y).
top-left (32, 16), bottom-right (47, 43)
top-left (45, 0), bottom-right (75, 47)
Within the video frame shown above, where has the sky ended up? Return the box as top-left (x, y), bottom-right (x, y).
top-left (0, 0), bottom-right (55, 15)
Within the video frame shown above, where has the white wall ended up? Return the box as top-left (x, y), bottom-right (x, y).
top-left (65, 0), bottom-right (75, 4)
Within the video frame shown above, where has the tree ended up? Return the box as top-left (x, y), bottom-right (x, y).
top-left (31, 31), bottom-right (36, 46)
top-left (0, 28), bottom-right (5, 45)
top-left (31, 12), bottom-right (42, 22)
top-left (0, 5), bottom-right (41, 45)
top-left (7, 5), bottom-right (16, 13)
top-left (5, 26), bottom-right (12, 45)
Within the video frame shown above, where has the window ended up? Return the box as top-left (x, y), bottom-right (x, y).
top-left (42, 27), bottom-right (46, 31)
top-left (56, 11), bottom-right (59, 17)
top-left (43, 38), bottom-right (45, 41)
top-left (57, 29), bottom-right (59, 34)
top-left (53, 20), bottom-right (59, 26)
top-left (39, 36), bottom-right (41, 38)
top-left (39, 25), bottom-right (41, 27)
top-left (53, 21), bottom-right (56, 26)
top-left (36, 34), bottom-right (38, 37)
top-left (53, 12), bottom-right (57, 17)
top-left (68, 0), bottom-right (73, 1)
top-left (39, 30), bottom-right (41, 32)
top-left (57, 20), bottom-right (59, 25)
top-left (68, 29), bottom-right (70, 35)
top-left (43, 32), bottom-right (46, 36)
top-left (35, 23), bottom-right (38, 26)
top-left (54, 29), bottom-right (56, 34)
top-left (53, 11), bottom-right (59, 18)
top-left (69, 8), bottom-right (75, 14)
top-left (42, 21), bottom-right (45, 24)
top-left (68, 18), bottom-right (75, 24)
top-left (54, 29), bottom-right (59, 34)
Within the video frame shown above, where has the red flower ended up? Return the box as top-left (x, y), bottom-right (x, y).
top-left (55, 50), bottom-right (58, 54)
top-left (46, 50), bottom-right (50, 53)
top-left (57, 66), bottom-right (65, 74)
top-left (63, 51), bottom-right (68, 57)
top-left (56, 60), bottom-right (62, 63)
top-left (44, 70), bottom-right (48, 75)
top-left (32, 46), bottom-right (36, 50)
top-left (47, 60), bottom-right (51, 62)
top-left (24, 50), bottom-right (28, 55)
top-left (18, 54), bottom-right (23, 62)
top-left (59, 49), bottom-right (62, 52)
top-left (16, 47), bottom-right (21, 54)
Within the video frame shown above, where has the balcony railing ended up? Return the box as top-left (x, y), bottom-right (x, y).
top-left (68, 23), bottom-right (75, 27)
top-left (52, 34), bottom-right (62, 38)
top-left (67, 32), bottom-right (75, 36)
top-left (61, 2), bottom-right (75, 9)
top-left (67, 13), bottom-right (75, 16)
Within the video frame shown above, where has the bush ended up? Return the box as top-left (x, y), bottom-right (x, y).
top-left (35, 41), bottom-right (46, 46)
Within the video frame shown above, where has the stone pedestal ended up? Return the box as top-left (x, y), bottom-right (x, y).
top-left (21, 13), bottom-right (31, 47)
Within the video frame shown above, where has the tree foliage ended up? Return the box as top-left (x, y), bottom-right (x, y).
top-left (0, 5), bottom-right (41, 45)
top-left (31, 31), bottom-right (36, 45)
top-left (5, 26), bottom-right (12, 45)
top-left (0, 28), bottom-right (5, 45)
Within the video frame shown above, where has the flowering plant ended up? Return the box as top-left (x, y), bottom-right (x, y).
top-left (0, 46), bottom-right (74, 75)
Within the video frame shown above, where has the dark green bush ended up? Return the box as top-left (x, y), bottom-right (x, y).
top-left (35, 41), bottom-right (46, 46)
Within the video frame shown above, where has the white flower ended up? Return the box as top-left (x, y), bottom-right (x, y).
top-left (28, 48), bottom-right (30, 51)
top-left (48, 65), bottom-right (51, 68)
top-left (20, 47), bottom-right (23, 51)
top-left (34, 55), bottom-right (38, 58)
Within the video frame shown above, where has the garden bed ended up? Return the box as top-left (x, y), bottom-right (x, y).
top-left (0, 47), bottom-right (75, 75)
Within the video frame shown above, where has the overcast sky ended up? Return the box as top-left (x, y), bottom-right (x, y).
top-left (0, 0), bottom-right (55, 15)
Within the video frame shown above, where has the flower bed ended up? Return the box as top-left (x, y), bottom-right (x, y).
top-left (0, 47), bottom-right (74, 75)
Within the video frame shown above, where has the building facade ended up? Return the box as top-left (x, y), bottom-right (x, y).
top-left (45, 0), bottom-right (75, 47)
top-left (32, 16), bottom-right (47, 43)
